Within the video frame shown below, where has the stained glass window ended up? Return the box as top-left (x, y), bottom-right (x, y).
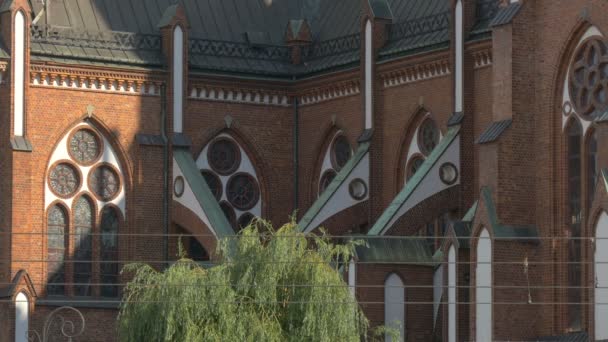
top-left (588, 130), bottom-right (598, 209)
top-left (227, 173), bottom-right (260, 210)
top-left (220, 201), bottom-right (236, 229)
top-left (89, 164), bottom-right (120, 201)
top-left (569, 39), bottom-right (608, 119)
top-left (418, 119), bottom-right (440, 156)
top-left (69, 129), bottom-right (101, 164)
top-left (49, 163), bottom-right (80, 197)
top-left (331, 135), bottom-right (352, 170)
top-left (319, 170), bottom-right (337, 195)
top-left (208, 138), bottom-right (241, 175)
top-left (201, 170), bottom-right (222, 201)
top-left (47, 205), bottom-right (67, 296)
top-left (100, 207), bottom-right (119, 297)
top-left (567, 120), bottom-right (582, 330)
top-left (74, 196), bottom-right (93, 297)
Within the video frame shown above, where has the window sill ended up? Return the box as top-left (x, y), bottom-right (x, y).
top-left (10, 136), bottom-right (33, 152)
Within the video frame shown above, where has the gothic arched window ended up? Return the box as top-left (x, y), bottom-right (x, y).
top-left (587, 129), bottom-right (598, 208)
top-left (47, 205), bottom-right (67, 296)
top-left (100, 207), bottom-right (119, 297)
top-left (418, 118), bottom-right (440, 156)
top-left (73, 196), bottom-right (93, 297)
top-left (567, 120), bottom-right (583, 329)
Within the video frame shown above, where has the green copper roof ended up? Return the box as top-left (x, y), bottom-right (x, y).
top-left (354, 237), bottom-right (435, 266)
top-left (462, 201), bottom-right (478, 222)
top-left (452, 221), bottom-right (472, 249)
top-left (480, 186), bottom-right (538, 240)
top-left (299, 141), bottom-right (370, 232)
top-left (174, 148), bottom-right (235, 239)
top-left (367, 125), bottom-right (461, 236)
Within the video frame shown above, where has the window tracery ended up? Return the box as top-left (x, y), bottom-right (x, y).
top-left (198, 134), bottom-right (262, 233)
top-left (45, 123), bottom-right (125, 298)
top-left (418, 118), bottom-right (440, 156)
top-left (403, 115), bottom-right (441, 186)
top-left (568, 38), bottom-right (608, 120)
top-left (318, 131), bottom-right (352, 197)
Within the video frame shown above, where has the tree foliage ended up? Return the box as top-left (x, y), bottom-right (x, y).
top-left (118, 220), bottom-right (391, 341)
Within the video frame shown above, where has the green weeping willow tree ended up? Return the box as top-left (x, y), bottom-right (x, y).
top-left (118, 220), bottom-right (395, 341)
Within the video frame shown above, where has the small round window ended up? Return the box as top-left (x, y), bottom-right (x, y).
top-left (348, 178), bottom-right (368, 200)
top-left (227, 173), bottom-right (260, 211)
top-left (48, 162), bottom-right (81, 198)
top-left (208, 138), bottom-right (241, 175)
top-left (418, 118), bottom-right (440, 156)
top-left (174, 176), bottom-right (185, 197)
top-left (68, 128), bottom-right (102, 165)
top-left (407, 156), bottom-right (424, 181)
top-left (331, 135), bottom-right (352, 170)
top-left (439, 162), bottom-right (458, 185)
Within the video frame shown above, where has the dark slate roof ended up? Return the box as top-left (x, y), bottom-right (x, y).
top-left (490, 2), bottom-right (522, 27)
top-left (353, 237), bottom-right (436, 266)
top-left (536, 332), bottom-right (590, 342)
top-left (26, 0), bottom-right (498, 77)
top-left (476, 119), bottom-right (512, 144)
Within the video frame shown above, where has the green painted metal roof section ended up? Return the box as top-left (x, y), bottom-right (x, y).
top-left (462, 201), bottom-right (478, 222)
top-left (173, 148), bottom-right (235, 239)
top-left (0, 43), bottom-right (8, 59)
top-left (353, 237), bottom-right (435, 266)
top-left (369, 0), bottom-right (393, 20)
top-left (602, 169), bottom-right (608, 193)
top-left (480, 186), bottom-right (538, 240)
top-left (367, 125), bottom-right (461, 236)
top-left (452, 221), bottom-right (472, 249)
top-left (298, 141), bottom-right (370, 232)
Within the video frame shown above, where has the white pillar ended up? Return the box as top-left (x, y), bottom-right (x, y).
top-left (348, 259), bottom-right (356, 297)
top-left (364, 20), bottom-right (373, 129)
top-left (476, 228), bottom-right (492, 342)
top-left (448, 245), bottom-right (457, 342)
top-left (15, 292), bottom-right (28, 342)
top-left (385, 273), bottom-right (405, 342)
top-left (596, 212), bottom-right (608, 340)
top-left (454, 0), bottom-right (463, 113)
top-left (173, 26), bottom-right (184, 133)
top-left (14, 11), bottom-right (26, 137)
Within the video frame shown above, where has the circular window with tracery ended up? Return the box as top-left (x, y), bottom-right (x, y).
top-left (68, 128), bottom-right (102, 165)
top-left (226, 173), bottom-right (260, 211)
top-left (319, 169), bottom-right (337, 195)
top-left (49, 162), bottom-right (81, 198)
top-left (201, 170), bottom-right (222, 201)
top-left (408, 156), bottom-right (424, 181)
top-left (331, 135), bottom-right (352, 170)
top-left (569, 38), bottom-right (608, 119)
top-left (89, 164), bottom-right (121, 201)
top-left (208, 138), bottom-right (241, 175)
top-left (418, 119), bottom-right (440, 156)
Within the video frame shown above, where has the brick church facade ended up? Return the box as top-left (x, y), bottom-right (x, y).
top-left (0, 0), bottom-right (607, 340)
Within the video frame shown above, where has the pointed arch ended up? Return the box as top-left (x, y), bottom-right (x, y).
top-left (393, 107), bottom-right (441, 191)
top-left (312, 126), bottom-right (353, 198)
top-left (475, 228), bottom-right (492, 342)
top-left (595, 211), bottom-right (608, 340)
top-left (385, 272), bottom-right (405, 342)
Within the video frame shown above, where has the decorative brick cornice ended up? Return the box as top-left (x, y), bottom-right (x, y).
top-left (472, 49), bottom-right (493, 69)
top-left (29, 64), bottom-right (165, 95)
top-left (381, 59), bottom-right (450, 88)
top-left (189, 84), bottom-right (291, 107)
top-left (299, 80), bottom-right (360, 106)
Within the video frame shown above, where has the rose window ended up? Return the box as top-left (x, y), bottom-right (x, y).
top-left (331, 135), bottom-right (352, 170)
top-left (89, 164), bottom-right (121, 201)
top-left (418, 119), bottom-right (440, 156)
top-left (569, 38), bottom-right (608, 119)
top-left (69, 129), bottom-right (101, 164)
top-left (227, 173), bottom-right (260, 211)
top-left (49, 163), bottom-right (80, 197)
top-left (208, 138), bottom-right (241, 175)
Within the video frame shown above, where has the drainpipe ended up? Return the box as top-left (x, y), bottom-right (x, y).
top-left (160, 84), bottom-right (169, 267)
top-left (293, 96), bottom-right (299, 216)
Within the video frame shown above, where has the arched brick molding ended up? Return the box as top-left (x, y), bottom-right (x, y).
top-left (172, 201), bottom-right (219, 259)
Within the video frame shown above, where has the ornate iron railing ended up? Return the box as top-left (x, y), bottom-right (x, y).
top-left (388, 11), bottom-right (450, 41)
top-left (31, 25), bottom-right (161, 51)
top-left (26, 306), bottom-right (86, 342)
